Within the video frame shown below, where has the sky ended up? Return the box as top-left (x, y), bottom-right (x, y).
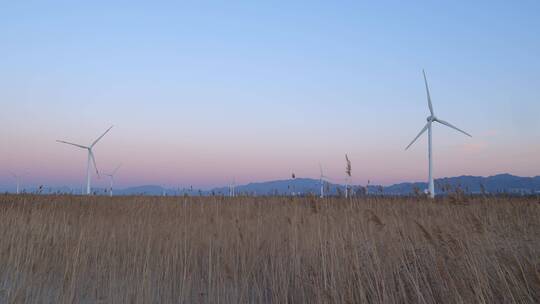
top-left (1, 1), bottom-right (539, 190)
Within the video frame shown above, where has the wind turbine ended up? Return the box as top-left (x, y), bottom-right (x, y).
top-left (56, 126), bottom-right (113, 195)
top-left (319, 163), bottom-right (329, 198)
top-left (405, 70), bottom-right (471, 198)
top-left (9, 171), bottom-right (27, 194)
top-left (103, 164), bottom-right (121, 197)
top-left (229, 178), bottom-right (236, 197)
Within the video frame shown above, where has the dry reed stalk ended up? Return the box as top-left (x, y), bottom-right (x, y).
top-left (0, 195), bottom-right (538, 303)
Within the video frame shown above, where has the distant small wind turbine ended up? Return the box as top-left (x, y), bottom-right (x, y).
top-left (229, 178), bottom-right (236, 197)
top-left (405, 70), bottom-right (471, 198)
top-left (319, 164), bottom-right (329, 198)
top-left (56, 126), bottom-right (113, 195)
top-left (9, 171), bottom-right (28, 194)
top-left (103, 164), bottom-right (121, 197)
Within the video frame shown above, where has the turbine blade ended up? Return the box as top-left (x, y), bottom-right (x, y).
top-left (89, 151), bottom-right (100, 177)
top-left (423, 69), bottom-right (434, 115)
top-left (405, 122), bottom-right (429, 150)
top-left (435, 118), bottom-right (472, 137)
top-left (91, 125), bottom-right (114, 147)
top-left (56, 140), bottom-right (88, 149)
top-left (112, 164), bottom-right (122, 175)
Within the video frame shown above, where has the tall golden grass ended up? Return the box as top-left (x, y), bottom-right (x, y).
top-left (0, 195), bottom-right (539, 303)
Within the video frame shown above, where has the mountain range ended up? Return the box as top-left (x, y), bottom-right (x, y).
top-left (6, 174), bottom-right (540, 196)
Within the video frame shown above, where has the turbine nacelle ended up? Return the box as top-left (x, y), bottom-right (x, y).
top-left (427, 115), bottom-right (437, 122)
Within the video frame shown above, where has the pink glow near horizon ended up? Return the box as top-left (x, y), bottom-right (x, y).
top-left (1, 124), bottom-right (538, 190)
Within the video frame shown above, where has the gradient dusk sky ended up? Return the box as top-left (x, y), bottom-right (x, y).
top-left (1, 1), bottom-right (539, 190)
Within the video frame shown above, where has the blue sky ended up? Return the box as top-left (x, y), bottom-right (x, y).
top-left (1, 1), bottom-right (539, 190)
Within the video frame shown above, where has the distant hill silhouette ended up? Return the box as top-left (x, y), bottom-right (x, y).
top-left (3, 174), bottom-right (539, 196)
top-left (383, 174), bottom-right (540, 195)
top-left (114, 174), bottom-right (540, 196)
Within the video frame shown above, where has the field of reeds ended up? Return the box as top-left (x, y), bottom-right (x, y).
top-left (0, 194), bottom-right (539, 303)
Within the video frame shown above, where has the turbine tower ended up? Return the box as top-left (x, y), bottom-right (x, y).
top-left (104, 164), bottom-right (121, 197)
top-left (405, 70), bottom-right (471, 198)
top-left (319, 163), bottom-right (328, 198)
top-left (229, 178), bottom-right (236, 197)
top-left (9, 171), bottom-right (27, 194)
top-left (56, 126), bottom-right (113, 195)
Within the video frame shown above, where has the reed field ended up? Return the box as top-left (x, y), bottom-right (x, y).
top-left (0, 194), bottom-right (539, 303)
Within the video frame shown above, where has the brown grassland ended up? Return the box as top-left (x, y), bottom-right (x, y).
top-left (0, 194), bottom-right (539, 303)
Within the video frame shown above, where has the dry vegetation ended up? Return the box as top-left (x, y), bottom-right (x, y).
top-left (0, 195), bottom-right (539, 303)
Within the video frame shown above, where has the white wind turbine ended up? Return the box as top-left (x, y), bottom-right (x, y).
top-left (56, 126), bottom-right (113, 195)
top-left (9, 171), bottom-right (28, 194)
top-left (405, 70), bottom-right (471, 198)
top-left (104, 164), bottom-right (121, 197)
top-left (319, 163), bottom-right (329, 198)
top-left (229, 178), bottom-right (236, 197)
